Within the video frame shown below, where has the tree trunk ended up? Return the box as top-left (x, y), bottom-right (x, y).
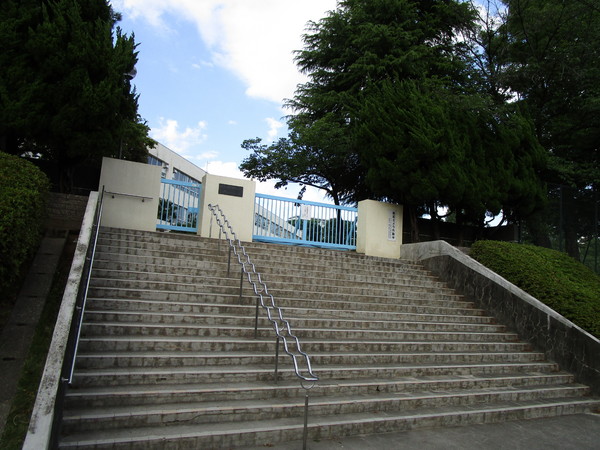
top-left (408, 205), bottom-right (420, 243)
top-left (429, 203), bottom-right (440, 240)
top-left (525, 210), bottom-right (552, 248)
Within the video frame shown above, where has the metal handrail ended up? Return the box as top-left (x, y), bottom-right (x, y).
top-left (208, 203), bottom-right (316, 448)
top-left (105, 190), bottom-right (153, 201)
top-left (208, 203), bottom-right (318, 383)
top-left (49, 187), bottom-right (104, 448)
top-left (65, 187), bottom-right (105, 383)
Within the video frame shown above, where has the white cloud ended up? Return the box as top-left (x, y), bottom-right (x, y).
top-left (205, 160), bottom-right (244, 178)
top-left (113, 0), bottom-right (338, 104)
top-left (196, 150), bottom-right (219, 160)
top-left (150, 118), bottom-right (208, 153)
top-left (192, 60), bottom-right (214, 70)
top-left (254, 179), bottom-right (331, 204)
top-left (265, 117), bottom-right (284, 141)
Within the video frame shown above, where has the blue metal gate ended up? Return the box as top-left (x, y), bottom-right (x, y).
top-left (157, 179), bottom-right (201, 233)
top-left (253, 193), bottom-right (357, 250)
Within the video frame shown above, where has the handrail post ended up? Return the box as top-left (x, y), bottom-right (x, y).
top-left (274, 337), bottom-right (280, 384)
top-left (254, 297), bottom-right (260, 338)
top-left (239, 266), bottom-right (244, 303)
top-left (227, 246), bottom-right (232, 276)
top-left (303, 390), bottom-right (310, 450)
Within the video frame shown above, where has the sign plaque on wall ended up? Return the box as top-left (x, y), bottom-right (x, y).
top-left (300, 204), bottom-right (312, 221)
top-left (387, 210), bottom-right (397, 241)
top-left (218, 183), bottom-right (244, 197)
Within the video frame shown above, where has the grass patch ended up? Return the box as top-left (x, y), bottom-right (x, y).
top-left (0, 233), bottom-right (77, 450)
top-left (470, 240), bottom-right (600, 339)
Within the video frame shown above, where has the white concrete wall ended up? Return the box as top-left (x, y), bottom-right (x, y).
top-left (357, 200), bottom-right (403, 259)
top-left (198, 174), bottom-right (256, 242)
top-left (23, 192), bottom-right (99, 450)
top-left (98, 157), bottom-right (161, 232)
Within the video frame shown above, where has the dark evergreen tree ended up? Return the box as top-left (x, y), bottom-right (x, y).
top-left (290, 0), bottom-right (545, 240)
top-left (0, 0), bottom-right (154, 190)
top-left (501, 0), bottom-right (600, 256)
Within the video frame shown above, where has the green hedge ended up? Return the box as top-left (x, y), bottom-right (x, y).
top-left (0, 152), bottom-right (50, 294)
top-left (470, 240), bottom-right (600, 338)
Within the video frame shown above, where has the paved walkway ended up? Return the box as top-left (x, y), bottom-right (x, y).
top-left (251, 413), bottom-right (600, 450)
top-left (0, 233), bottom-right (67, 436)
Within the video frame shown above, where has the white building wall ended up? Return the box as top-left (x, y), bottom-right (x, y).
top-left (148, 142), bottom-right (207, 183)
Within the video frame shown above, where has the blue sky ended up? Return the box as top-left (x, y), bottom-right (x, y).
top-left (111, 0), bottom-right (338, 201)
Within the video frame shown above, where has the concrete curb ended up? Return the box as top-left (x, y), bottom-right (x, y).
top-left (23, 192), bottom-right (98, 450)
top-left (401, 240), bottom-right (600, 395)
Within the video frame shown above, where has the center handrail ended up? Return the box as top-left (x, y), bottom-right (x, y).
top-left (207, 204), bottom-right (318, 383)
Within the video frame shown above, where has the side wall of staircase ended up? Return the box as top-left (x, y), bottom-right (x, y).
top-left (402, 241), bottom-right (600, 395)
top-left (56, 228), bottom-right (600, 448)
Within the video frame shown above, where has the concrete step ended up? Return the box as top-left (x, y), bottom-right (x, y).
top-left (88, 269), bottom-right (464, 302)
top-left (82, 310), bottom-right (506, 334)
top-left (90, 258), bottom-right (445, 294)
top-left (89, 271), bottom-right (459, 300)
top-left (85, 289), bottom-right (484, 317)
top-left (70, 361), bottom-right (561, 387)
top-left (64, 373), bottom-right (577, 407)
top-left (94, 241), bottom-right (427, 276)
top-left (61, 385), bottom-right (590, 433)
top-left (97, 229), bottom-right (425, 271)
top-left (58, 397), bottom-right (600, 449)
top-left (78, 336), bottom-right (533, 354)
top-left (92, 254), bottom-right (437, 287)
top-left (75, 350), bottom-right (546, 370)
top-left (85, 298), bottom-right (494, 324)
top-left (79, 321), bottom-right (520, 342)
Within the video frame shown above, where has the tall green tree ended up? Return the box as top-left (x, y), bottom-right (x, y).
top-left (352, 77), bottom-right (545, 241)
top-left (501, 0), bottom-right (600, 256)
top-left (286, 0), bottom-right (545, 240)
top-left (0, 0), bottom-right (154, 190)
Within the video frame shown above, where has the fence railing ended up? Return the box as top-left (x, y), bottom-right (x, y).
top-left (157, 179), bottom-right (201, 232)
top-left (254, 193), bottom-right (358, 250)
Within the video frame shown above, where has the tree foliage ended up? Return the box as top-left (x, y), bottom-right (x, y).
top-left (496, 0), bottom-right (600, 255)
top-left (353, 78), bottom-right (546, 226)
top-left (0, 152), bottom-right (49, 294)
top-left (0, 0), bottom-right (154, 190)
top-left (240, 0), bottom-right (547, 242)
top-left (503, 0), bottom-right (600, 186)
top-left (240, 127), bottom-right (364, 205)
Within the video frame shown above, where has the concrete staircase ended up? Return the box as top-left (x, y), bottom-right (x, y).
top-left (58, 227), bottom-right (600, 448)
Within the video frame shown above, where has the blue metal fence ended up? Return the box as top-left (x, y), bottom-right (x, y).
top-left (157, 179), bottom-right (201, 232)
top-left (254, 193), bottom-right (358, 250)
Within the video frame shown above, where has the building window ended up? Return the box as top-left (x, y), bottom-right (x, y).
top-left (148, 155), bottom-right (168, 178)
top-left (173, 168), bottom-right (200, 185)
top-left (148, 155), bottom-right (163, 166)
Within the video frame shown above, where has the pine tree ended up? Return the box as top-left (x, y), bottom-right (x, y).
top-left (0, 0), bottom-right (154, 190)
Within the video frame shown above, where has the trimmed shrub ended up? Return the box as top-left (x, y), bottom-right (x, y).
top-left (470, 240), bottom-right (600, 338)
top-left (0, 152), bottom-right (50, 294)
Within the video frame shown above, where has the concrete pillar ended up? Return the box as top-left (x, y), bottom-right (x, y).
top-left (98, 157), bottom-right (161, 232)
top-left (198, 174), bottom-right (256, 242)
top-left (357, 200), bottom-right (403, 259)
